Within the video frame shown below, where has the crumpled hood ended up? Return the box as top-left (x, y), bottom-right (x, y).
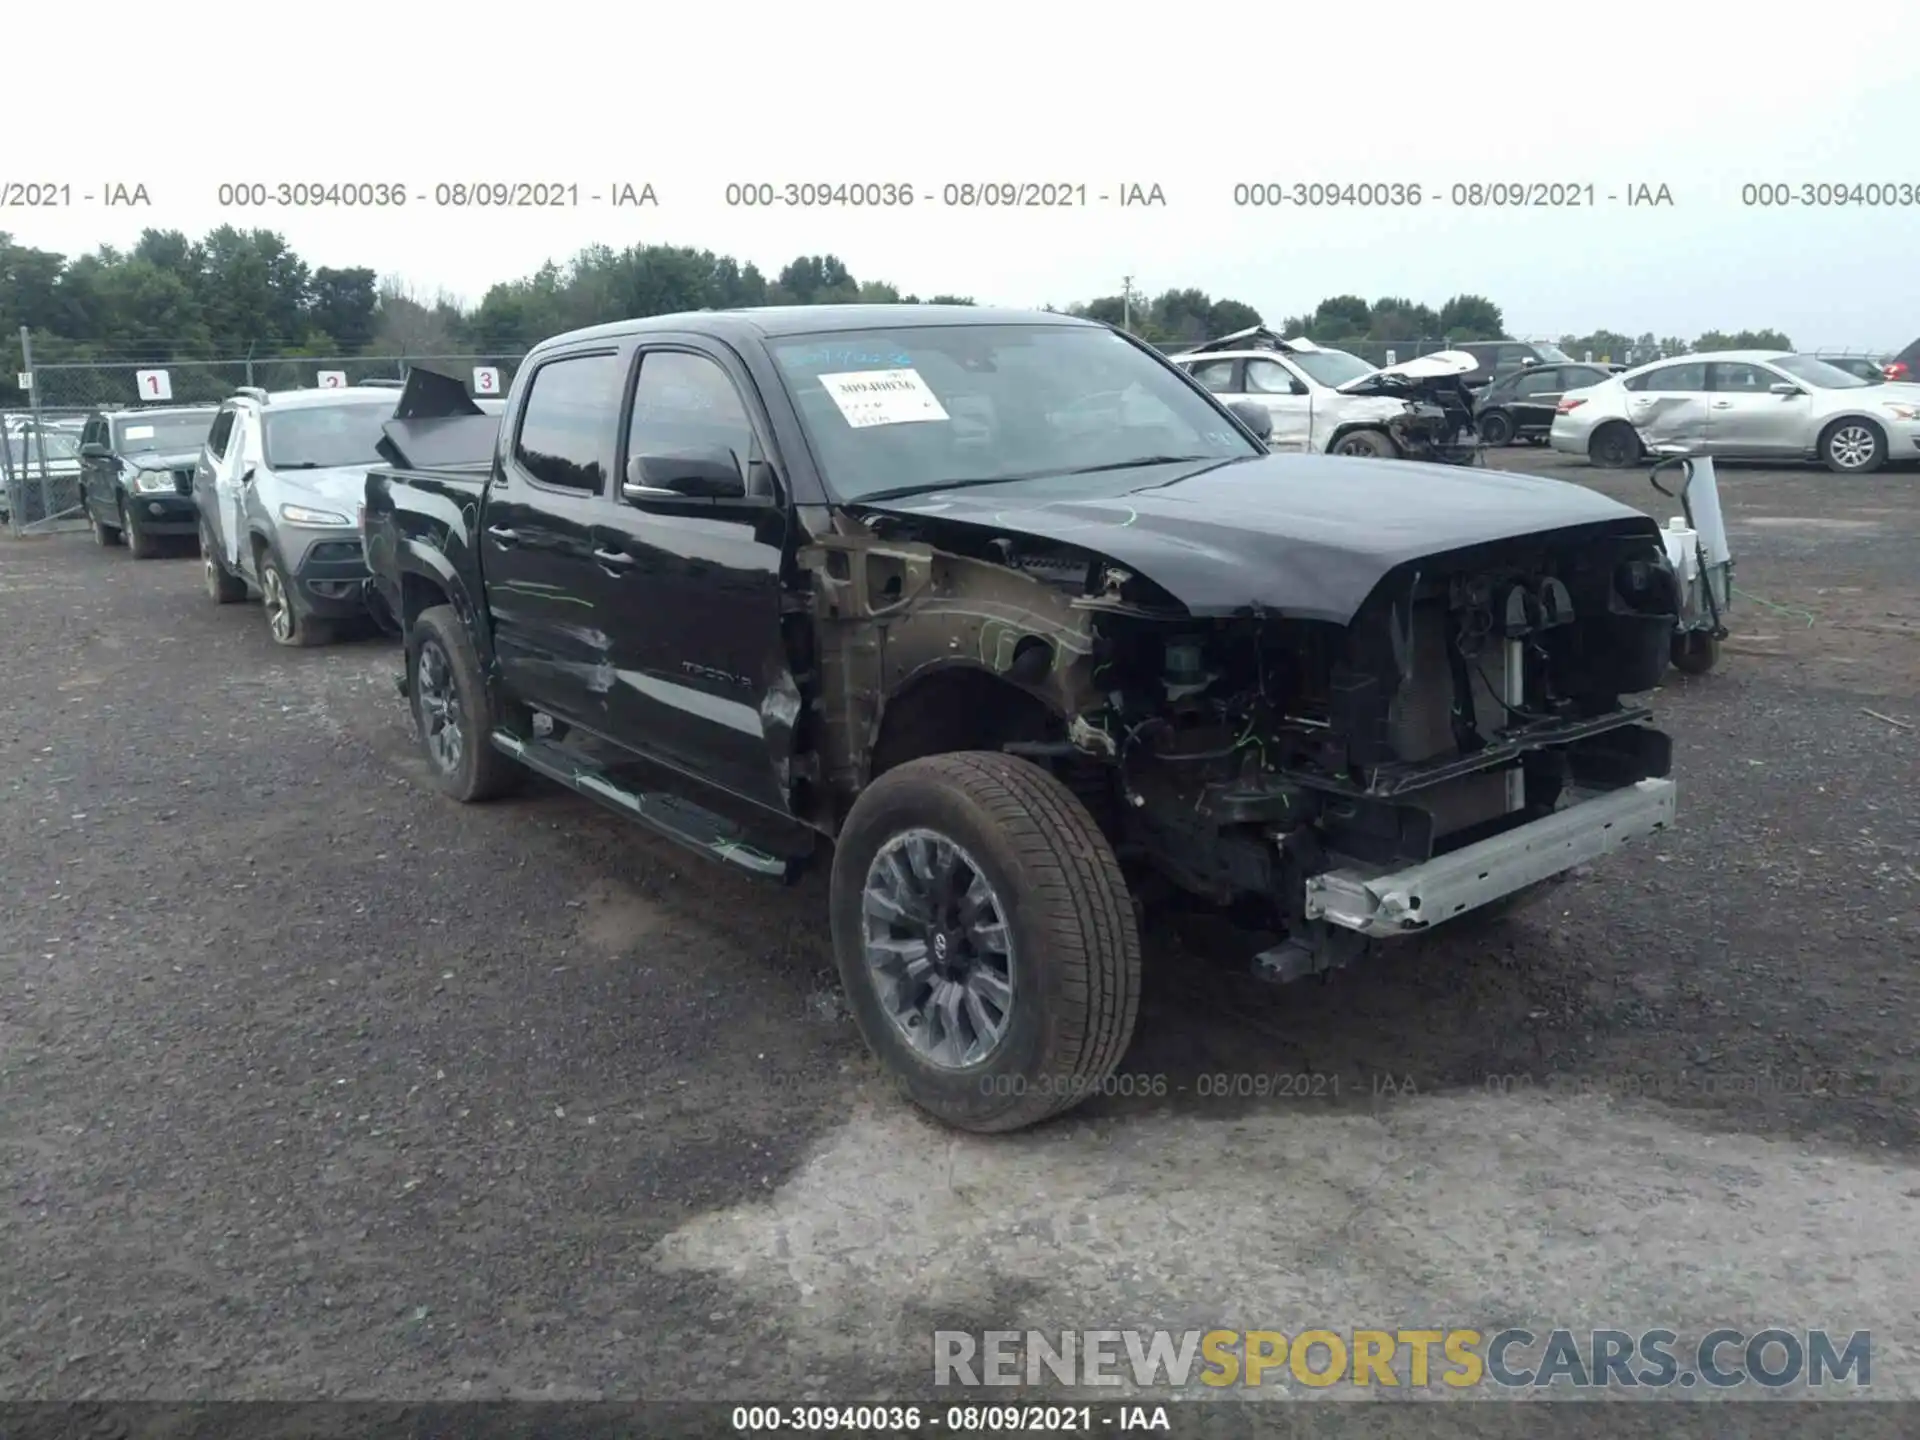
top-left (273, 464), bottom-right (377, 513)
top-left (857, 453), bottom-right (1661, 625)
top-left (125, 449), bottom-right (203, 472)
top-left (1336, 349), bottom-right (1481, 397)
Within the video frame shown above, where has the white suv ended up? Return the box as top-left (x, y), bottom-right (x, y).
top-left (1170, 326), bottom-right (1481, 464)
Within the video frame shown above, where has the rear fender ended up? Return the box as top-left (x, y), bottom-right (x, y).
top-left (398, 535), bottom-right (495, 669)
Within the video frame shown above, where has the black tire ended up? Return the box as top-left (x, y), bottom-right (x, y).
top-left (406, 604), bottom-right (525, 802)
top-left (1670, 631), bottom-right (1720, 674)
top-left (1588, 423), bottom-right (1643, 469)
top-left (257, 547), bottom-right (331, 647)
top-left (1331, 428), bottom-right (1398, 459)
top-left (1477, 409), bottom-right (1515, 446)
top-left (91, 508), bottom-right (123, 547)
top-left (201, 520), bottom-right (248, 603)
top-left (123, 503), bottom-right (160, 560)
top-left (829, 751), bottom-right (1142, 1134)
top-left (1820, 417), bottom-right (1885, 475)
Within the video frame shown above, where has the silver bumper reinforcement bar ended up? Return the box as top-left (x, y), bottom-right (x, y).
top-left (1304, 778), bottom-right (1678, 937)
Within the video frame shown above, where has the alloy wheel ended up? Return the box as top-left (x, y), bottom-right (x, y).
top-left (415, 638), bottom-right (465, 775)
top-left (860, 828), bottom-right (1015, 1070)
top-left (1828, 424), bottom-right (1877, 471)
top-left (261, 565), bottom-right (294, 642)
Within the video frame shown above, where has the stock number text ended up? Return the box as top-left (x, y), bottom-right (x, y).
top-left (725, 181), bottom-right (916, 207)
top-left (217, 182), bottom-right (407, 208)
top-left (1234, 181), bottom-right (1422, 207)
top-left (1741, 181), bottom-right (1919, 207)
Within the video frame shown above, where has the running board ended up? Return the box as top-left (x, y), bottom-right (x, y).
top-left (489, 730), bottom-right (800, 881)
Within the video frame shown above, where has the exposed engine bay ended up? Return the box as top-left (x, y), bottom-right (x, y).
top-left (815, 491), bottom-right (1683, 979)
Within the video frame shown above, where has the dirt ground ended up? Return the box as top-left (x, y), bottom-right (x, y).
top-left (2, 450), bottom-right (1917, 1409)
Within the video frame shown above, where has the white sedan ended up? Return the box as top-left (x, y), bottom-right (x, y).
top-left (1549, 350), bottom-right (1920, 473)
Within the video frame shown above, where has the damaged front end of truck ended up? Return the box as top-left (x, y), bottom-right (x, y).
top-left (804, 463), bottom-right (1682, 979)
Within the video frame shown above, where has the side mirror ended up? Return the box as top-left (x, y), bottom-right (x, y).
top-left (80, 441), bottom-right (110, 458)
top-left (623, 446), bottom-right (746, 501)
top-left (1290, 379), bottom-right (1309, 396)
top-left (1768, 382), bottom-right (1801, 396)
top-left (1227, 400), bottom-right (1273, 441)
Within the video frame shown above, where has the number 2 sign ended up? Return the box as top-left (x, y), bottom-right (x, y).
top-left (472, 366), bottom-right (501, 395)
top-left (135, 369), bottom-right (173, 401)
top-left (317, 370), bottom-right (348, 389)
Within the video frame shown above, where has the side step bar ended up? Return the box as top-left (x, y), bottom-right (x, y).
top-left (490, 730), bottom-right (802, 882)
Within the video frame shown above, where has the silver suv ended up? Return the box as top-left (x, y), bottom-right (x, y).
top-left (193, 384), bottom-right (418, 645)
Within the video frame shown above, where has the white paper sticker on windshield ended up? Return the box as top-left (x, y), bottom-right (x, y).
top-left (817, 368), bottom-right (950, 429)
top-left (122, 424), bottom-right (155, 440)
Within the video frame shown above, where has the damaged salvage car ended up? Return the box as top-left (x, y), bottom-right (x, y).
top-left (1168, 325), bottom-right (1483, 463)
top-left (362, 307), bottom-right (1682, 1134)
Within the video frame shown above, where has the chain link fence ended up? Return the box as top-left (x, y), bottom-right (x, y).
top-left (19, 353), bottom-right (526, 409)
top-left (3, 407), bottom-right (92, 533)
top-left (3, 355), bottom-right (525, 535)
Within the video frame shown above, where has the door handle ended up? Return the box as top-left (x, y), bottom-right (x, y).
top-left (486, 525), bottom-right (519, 544)
top-left (592, 547), bottom-right (637, 570)
top-left (1710, 401), bottom-right (1732, 409)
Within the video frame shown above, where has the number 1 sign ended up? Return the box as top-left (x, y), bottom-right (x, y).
top-left (135, 369), bottom-right (173, 401)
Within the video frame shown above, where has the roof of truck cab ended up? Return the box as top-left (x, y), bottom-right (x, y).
top-left (532, 304), bottom-right (1098, 352)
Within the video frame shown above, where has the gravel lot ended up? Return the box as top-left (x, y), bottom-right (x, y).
top-left (3, 450), bottom-right (1917, 1406)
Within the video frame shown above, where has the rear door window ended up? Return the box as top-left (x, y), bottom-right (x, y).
top-left (1625, 363), bottom-right (1708, 393)
top-left (512, 352), bottom-right (623, 493)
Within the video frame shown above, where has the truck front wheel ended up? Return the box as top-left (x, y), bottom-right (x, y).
top-left (829, 751), bottom-right (1142, 1133)
top-left (406, 605), bottom-right (524, 802)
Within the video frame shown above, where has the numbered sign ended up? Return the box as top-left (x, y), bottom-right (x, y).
top-left (472, 366), bottom-right (501, 396)
top-left (317, 370), bottom-right (348, 389)
top-left (135, 369), bottom-right (173, 400)
top-left (16, 372), bottom-right (30, 391)
top-left (1383, 350), bottom-right (1398, 367)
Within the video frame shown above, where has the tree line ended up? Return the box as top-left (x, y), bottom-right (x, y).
top-left (2, 226), bottom-right (1795, 404)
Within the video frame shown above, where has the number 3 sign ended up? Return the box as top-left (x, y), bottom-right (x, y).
top-left (134, 369), bottom-right (173, 400)
top-left (472, 366), bottom-right (501, 395)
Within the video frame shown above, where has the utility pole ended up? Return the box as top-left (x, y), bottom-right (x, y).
top-left (1122, 275), bottom-right (1134, 332)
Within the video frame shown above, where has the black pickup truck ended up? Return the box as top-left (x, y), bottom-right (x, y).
top-left (363, 306), bottom-right (1683, 1133)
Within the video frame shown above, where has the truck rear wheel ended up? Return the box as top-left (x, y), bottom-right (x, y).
top-left (406, 605), bottom-right (524, 802)
top-left (829, 751), bottom-right (1142, 1133)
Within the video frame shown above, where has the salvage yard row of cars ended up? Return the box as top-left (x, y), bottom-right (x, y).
top-left (1165, 327), bottom-right (1920, 474)
top-left (30, 305), bottom-right (1800, 1133)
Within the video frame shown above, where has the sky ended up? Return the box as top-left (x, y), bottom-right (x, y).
top-left (8, 0), bottom-right (1917, 349)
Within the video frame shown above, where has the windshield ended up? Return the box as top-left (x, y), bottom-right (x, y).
top-left (261, 400), bottom-right (397, 468)
top-left (116, 412), bottom-right (215, 453)
top-left (5, 430), bottom-right (81, 463)
top-left (768, 324), bottom-right (1261, 502)
top-left (1288, 348), bottom-right (1377, 387)
top-left (1533, 343), bottom-right (1575, 363)
top-left (1773, 355), bottom-right (1870, 390)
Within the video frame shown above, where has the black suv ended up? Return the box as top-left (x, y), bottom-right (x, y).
top-left (1473, 362), bottom-right (1616, 445)
top-left (1451, 340), bottom-right (1582, 388)
top-left (78, 407), bottom-right (219, 557)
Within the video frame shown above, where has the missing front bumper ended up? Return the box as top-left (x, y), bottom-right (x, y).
top-left (1303, 778), bottom-right (1677, 937)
